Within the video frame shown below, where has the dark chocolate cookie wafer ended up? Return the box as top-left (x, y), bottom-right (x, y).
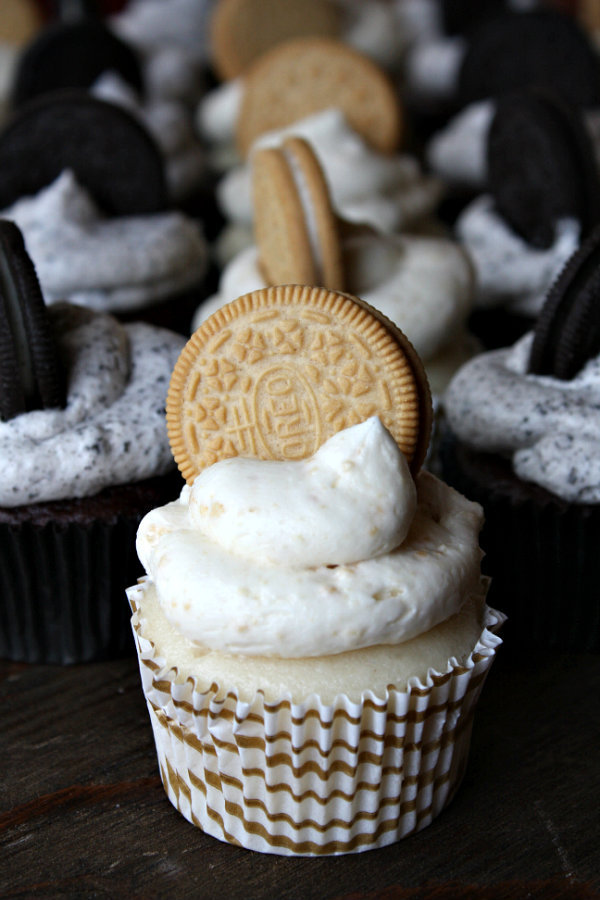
top-left (458, 10), bottom-right (600, 109)
top-left (0, 220), bottom-right (65, 421)
top-left (441, 0), bottom-right (506, 37)
top-left (0, 91), bottom-right (166, 215)
top-left (487, 87), bottom-right (600, 249)
top-left (52, 0), bottom-right (101, 20)
top-left (11, 19), bottom-right (143, 109)
top-left (529, 226), bottom-right (600, 380)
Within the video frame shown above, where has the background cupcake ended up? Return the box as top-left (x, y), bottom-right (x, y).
top-left (441, 229), bottom-right (600, 651)
top-left (0, 220), bottom-right (185, 663)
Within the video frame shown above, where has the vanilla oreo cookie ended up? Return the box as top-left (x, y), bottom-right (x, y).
top-left (529, 227), bottom-right (600, 381)
top-left (487, 88), bottom-right (600, 249)
top-left (11, 18), bottom-right (143, 109)
top-left (0, 219), bottom-right (65, 421)
top-left (0, 91), bottom-right (166, 215)
top-left (236, 37), bottom-right (402, 157)
top-left (167, 284), bottom-right (432, 481)
top-left (252, 136), bottom-right (344, 290)
top-left (458, 10), bottom-right (600, 109)
top-left (210, 0), bottom-right (340, 81)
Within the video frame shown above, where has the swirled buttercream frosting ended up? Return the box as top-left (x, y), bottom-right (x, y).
top-left (444, 333), bottom-right (600, 502)
top-left (136, 418), bottom-right (484, 657)
top-left (0, 303), bottom-right (185, 506)
top-left (2, 170), bottom-right (208, 312)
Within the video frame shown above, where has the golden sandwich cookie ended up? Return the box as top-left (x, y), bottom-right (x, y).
top-left (236, 36), bottom-right (402, 157)
top-left (167, 284), bottom-right (432, 481)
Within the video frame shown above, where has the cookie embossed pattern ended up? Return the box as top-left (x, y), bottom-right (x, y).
top-left (167, 284), bottom-right (428, 478)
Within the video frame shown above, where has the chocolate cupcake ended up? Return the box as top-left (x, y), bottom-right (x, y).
top-left (441, 229), bottom-right (600, 651)
top-left (0, 91), bottom-right (209, 334)
top-left (0, 220), bottom-right (186, 663)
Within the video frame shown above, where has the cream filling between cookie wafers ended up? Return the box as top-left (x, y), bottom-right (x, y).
top-left (283, 144), bottom-right (326, 285)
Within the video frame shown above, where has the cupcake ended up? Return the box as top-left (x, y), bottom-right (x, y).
top-left (0, 220), bottom-right (186, 664)
top-left (127, 283), bottom-right (504, 855)
top-left (193, 137), bottom-right (475, 400)
top-left (441, 229), bottom-right (600, 651)
top-left (212, 108), bottom-right (443, 265)
top-left (0, 91), bottom-right (209, 334)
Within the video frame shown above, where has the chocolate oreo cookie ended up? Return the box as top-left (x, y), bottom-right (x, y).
top-left (11, 18), bottom-right (143, 109)
top-left (529, 226), bottom-right (600, 381)
top-left (458, 10), bottom-right (600, 109)
top-left (487, 88), bottom-right (600, 249)
top-left (0, 91), bottom-right (167, 215)
top-left (0, 220), bottom-right (65, 421)
top-left (441, 0), bottom-right (506, 37)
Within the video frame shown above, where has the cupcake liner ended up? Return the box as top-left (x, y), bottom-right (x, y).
top-left (440, 434), bottom-right (600, 652)
top-left (0, 515), bottom-right (140, 664)
top-left (128, 578), bottom-right (504, 856)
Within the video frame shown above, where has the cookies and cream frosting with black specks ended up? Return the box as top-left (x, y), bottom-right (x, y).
top-left (0, 303), bottom-right (185, 506)
top-left (2, 170), bottom-right (208, 313)
top-left (444, 332), bottom-right (600, 502)
top-left (136, 417), bottom-right (485, 657)
top-left (192, 226), bottom-right (475, 395)
top-left (428, 101), bottom-right (600, 193)
top-left (216, 108), bottom-right (443, 233)
top-left (456, 196), bottom-right (580, 317)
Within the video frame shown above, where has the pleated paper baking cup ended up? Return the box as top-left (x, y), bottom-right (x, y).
top-left (128, 579), bottom-right (504, 856)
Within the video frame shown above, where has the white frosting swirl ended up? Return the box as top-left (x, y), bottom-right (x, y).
top-left (0, 304), bottom-right (185, 506)
top-left (192, 226), bottom-right (474, 394)
top-left (456, 195), bottom-right (580, 316)
top-left (403, 35), bottom-right (465, 108)
top-left (444, 333), bottom-right (600, 502)
top-left (136, 418), bottom-right (484, 657)
top-left (216, 109), bottom-right (443, 233)
top-left (2, 171), bottom-right (208, 312)
top-left (426, 100), bottom-right (494, 189)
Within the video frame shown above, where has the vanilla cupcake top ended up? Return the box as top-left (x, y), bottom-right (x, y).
top-left (2, 171), bottom-right (208, 313)
top-left (0, 303), bottom-right (185, 506)
top-left (137, 418), bottom-right (484, 657)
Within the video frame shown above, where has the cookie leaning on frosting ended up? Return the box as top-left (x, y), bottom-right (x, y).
top-left (127, 283), bottom-right (504, 856)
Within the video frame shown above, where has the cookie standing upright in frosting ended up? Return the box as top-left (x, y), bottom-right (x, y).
top-left (127, 283), bottom-right (504, 855)
top-left (452, 87), bottom-right (600, 348)
top-left (0, 92), bottom-right (209, 333)
top-left (442, 230), bottom-right (600, 650)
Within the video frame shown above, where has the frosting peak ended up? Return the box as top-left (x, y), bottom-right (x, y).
top-left (188, 417), bottom-right (417, 568)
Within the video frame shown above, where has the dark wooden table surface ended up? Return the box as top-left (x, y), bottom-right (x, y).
top-left (2, 638), bottom-right (599, 900)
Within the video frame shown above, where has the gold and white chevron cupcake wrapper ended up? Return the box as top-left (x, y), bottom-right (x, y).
top-left (128, 579), bottom-right (504, 856)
